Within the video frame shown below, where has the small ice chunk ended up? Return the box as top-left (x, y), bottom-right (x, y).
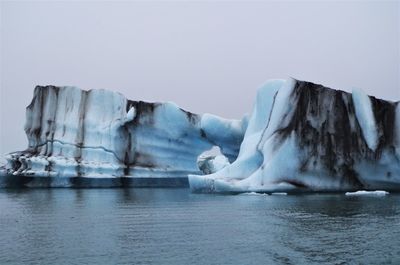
top-left (240, 192), bottom-right (268, 196)
top-left (126, 107), bottom-right (136, 122)
top-left (198, 154), bottom-right (230, 174)
top-left (345, 190), bottom-right (389, 196)
top-left (271, 192), bottom-right (288, 196)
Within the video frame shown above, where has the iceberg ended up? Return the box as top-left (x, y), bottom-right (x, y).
top-left (2, 86), bottom-right (245, 187)
top-left (2, 78), bottom-right (399, 192)
top-left (189, 78), bottom-right (400, 193)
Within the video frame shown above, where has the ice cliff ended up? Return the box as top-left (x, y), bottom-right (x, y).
top-left (2, 86), bottom-right (245, 187)
top-left (189, 79), bottom-right (400, 193)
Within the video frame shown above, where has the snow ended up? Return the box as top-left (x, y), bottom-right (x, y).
top-left (351, 88), bottom-right (378, 151)
top-left (345, 190), bottom-right (389, 196)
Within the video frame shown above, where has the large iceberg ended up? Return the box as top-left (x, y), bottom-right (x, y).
top-left (189, 79), bottom-right (400, 193)
top-left (1, 86), bottom-right (246, 187)
top-left (2, 78), bottom-right (399, 192)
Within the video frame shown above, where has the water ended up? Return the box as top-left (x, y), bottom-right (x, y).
top-left (0, 188), bottom-right (399, 264)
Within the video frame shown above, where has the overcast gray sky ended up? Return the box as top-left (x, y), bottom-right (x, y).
top-left (1, 1), bottom-right (399, 159)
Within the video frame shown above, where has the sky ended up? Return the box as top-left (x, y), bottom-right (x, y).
top-left (0, 0), bottom-right (399, 159)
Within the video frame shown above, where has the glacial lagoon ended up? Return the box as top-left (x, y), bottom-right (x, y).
top-left (1, 188), bottom-right (399, 264)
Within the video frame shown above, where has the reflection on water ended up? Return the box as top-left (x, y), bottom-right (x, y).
top-left (0, 188), bottom-right (399, 264)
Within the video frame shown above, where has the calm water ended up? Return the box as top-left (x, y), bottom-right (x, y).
top-left (0, 188), bottom-right (399, 265)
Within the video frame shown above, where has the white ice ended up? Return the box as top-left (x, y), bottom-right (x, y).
top-left (345, 190), bottom-right (389, 196)
top-left (351, 88), bottom-right (378, 151)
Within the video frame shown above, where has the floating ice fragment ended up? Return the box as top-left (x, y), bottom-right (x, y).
top-left (345, 190), bottom-right (389, 196)
top-left (240, 192), bottom-right (269, 196)
top-left (271, 192), bottom-right (288, 196)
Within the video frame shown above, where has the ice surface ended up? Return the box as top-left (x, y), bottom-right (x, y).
top-left (351, 88), bottom-right (378, 151)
